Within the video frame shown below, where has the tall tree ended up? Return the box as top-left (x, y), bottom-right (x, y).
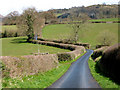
top-left (17, 8), bottom-right (45, 42)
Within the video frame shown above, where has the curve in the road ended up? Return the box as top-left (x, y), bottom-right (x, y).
top-left (47, 49), bottom-right (101, 88)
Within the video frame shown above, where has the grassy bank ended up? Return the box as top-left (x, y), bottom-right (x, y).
top-left (88, 57), bottom-right (120, 88)
top-left (2, 53), bottom-right (85, 88)
top-left (2, 37), bottom-right (70, 56)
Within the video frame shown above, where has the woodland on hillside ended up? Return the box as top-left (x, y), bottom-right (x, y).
top-left (2, 4), bottom-right (119, 25)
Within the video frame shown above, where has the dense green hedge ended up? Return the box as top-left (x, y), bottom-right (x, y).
top-left (98, 43), bottom-right (120, 82)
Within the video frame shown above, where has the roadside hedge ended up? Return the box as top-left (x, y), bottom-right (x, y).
top-left (37, 38), bottom-right (90, 49)
top-left (1, 54), bottom-right (58, 78)
top-left (98, 43), bottom-right (120, 82)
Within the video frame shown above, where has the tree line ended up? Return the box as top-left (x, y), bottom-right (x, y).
top-left (2, 4), bottom-right (119, 25)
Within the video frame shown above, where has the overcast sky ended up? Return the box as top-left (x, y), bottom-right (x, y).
top-left (0, 0), bottom-right (119, 16)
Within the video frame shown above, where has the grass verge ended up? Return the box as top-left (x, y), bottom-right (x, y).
top-left (88, 57), bottom-right (120, 88)
top-left (2, 52), bottom-right (86, 88)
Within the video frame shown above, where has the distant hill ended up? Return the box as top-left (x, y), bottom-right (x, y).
top-left (54, 4), bottom-right (118, 19)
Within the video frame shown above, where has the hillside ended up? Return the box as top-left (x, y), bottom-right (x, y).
top-left (54, 4), bottom-right (118, 19)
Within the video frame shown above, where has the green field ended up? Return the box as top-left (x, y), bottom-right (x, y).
top-left (2, 37), bottom-right (70, 56)
top-left (42, 24), bottom-right (72, 40)
top-left (42, 23), bottom-right (118, 46)
top-left (2, 23), bottom-right (118, 49)
top-left (89, 18), bottom-right (118, 22)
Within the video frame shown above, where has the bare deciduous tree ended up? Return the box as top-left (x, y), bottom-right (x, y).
top-left (41, 10), bottom-right (57, 24)
top-left (97, 30), bottom-right (117, 45)
top-left (33, 13), bottom-right (45, 38)
top-left (67, 13), bottom-right (89, 43)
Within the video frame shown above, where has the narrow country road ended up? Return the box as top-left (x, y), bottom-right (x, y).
top-left (47, 49), bottom-right (101, 88)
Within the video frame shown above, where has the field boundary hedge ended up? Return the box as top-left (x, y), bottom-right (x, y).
top-left (90, 21), bottom-right (120, 23)
top-left (37, 38), bottom-right (90, 49)
top-left (32, 40), bottom-right (85, 60)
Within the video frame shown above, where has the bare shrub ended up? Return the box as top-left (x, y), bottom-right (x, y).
top-left (57, 53), bottom-right (75, 61)
top-left (67, 14), bottom-right (89, 43)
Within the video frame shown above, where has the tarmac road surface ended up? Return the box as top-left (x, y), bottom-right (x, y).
top-left (47, 49), bottom-right (101, 88)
